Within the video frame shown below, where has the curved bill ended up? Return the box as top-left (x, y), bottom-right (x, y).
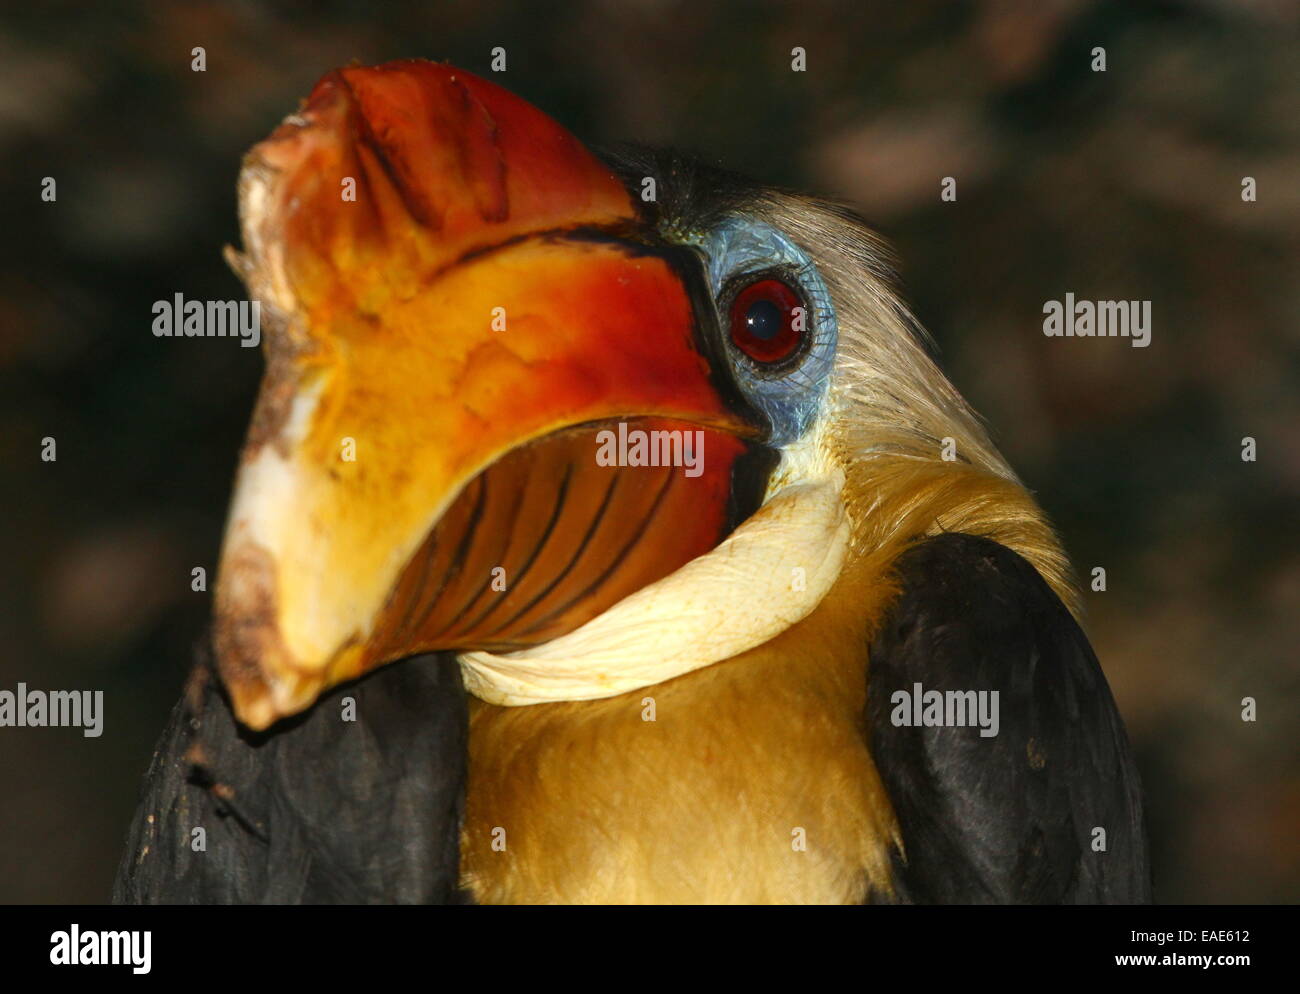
top-left (214, 60), bottom-right (766, 729)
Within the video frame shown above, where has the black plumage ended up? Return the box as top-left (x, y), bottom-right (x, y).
top-left (113, 645), bottom-right (467, 904)
top-left (867, 532), bottom-right (1152, 903)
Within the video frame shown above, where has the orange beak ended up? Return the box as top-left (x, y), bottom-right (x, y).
top-left (214, 60), bottom-right (763, 730)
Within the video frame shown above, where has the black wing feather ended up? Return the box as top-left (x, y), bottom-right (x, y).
top-left (866, 533), bottom-right (1151, 904)
top-left (113, 646), bottom-right (468, 904)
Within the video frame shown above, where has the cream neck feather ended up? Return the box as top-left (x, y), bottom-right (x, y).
top-left (458, 422), bottom-right (849, 706)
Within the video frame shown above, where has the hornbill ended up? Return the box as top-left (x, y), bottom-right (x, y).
top-left (115, 59), bottom-right (1151, 904)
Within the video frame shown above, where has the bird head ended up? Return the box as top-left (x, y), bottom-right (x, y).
top-left (215, 59), bottom-right (1072, 730)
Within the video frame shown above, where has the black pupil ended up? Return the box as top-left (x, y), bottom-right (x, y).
top-left (745, 298), bottom-right (784, 340)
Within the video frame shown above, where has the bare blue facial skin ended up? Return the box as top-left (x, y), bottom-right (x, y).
top-left (685, 216), bottom-right (838, 446)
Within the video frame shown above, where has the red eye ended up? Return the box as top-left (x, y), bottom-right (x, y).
top-left (728, 278), bottom-right (804, 363)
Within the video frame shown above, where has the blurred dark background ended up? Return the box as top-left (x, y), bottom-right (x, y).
top-left (1, 0), bottom-right (1295, 903)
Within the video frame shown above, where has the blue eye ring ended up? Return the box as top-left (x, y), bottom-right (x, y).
top-left (682, 216), bottom-right (837, 445)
